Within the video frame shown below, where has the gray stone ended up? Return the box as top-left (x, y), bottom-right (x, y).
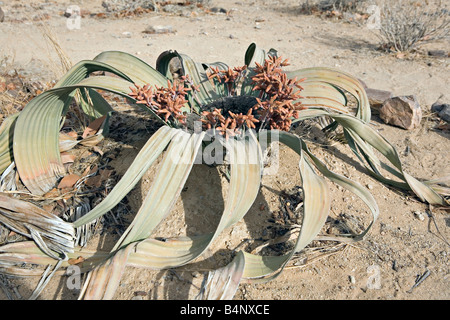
top-left (379, 95), bottom-right (422, 130)
top-left (431, 101), bottom-right (450, 122)
top-left (0, 7), bottom-right (4, 23)
top-left (143, 25), bottom-right (175, 34)
top-left (210, 7), bottom-right (227, 14)
top-left (428, 50), bottom-right (449, 57)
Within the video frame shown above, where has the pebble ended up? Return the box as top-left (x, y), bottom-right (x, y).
top-left (349, 275), bottom-right (356, 284)
top-left (0, 6), bottom-right (4, 23)
top-left (413, 211), bottom-right (425, 221)
top-left (143, 25), bottom-right (175, 34)
top-left (428, 50), bottom-right (449, 57)
top-left (210, 7), bottom-right (227, 14)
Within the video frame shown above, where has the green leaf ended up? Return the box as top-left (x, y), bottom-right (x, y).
top-left (114, 134), bottom-right (262, 281)
top-left (93, 51), bottom-right (168, 87)
top-left (114, 129), bottom-right (206, 247)
top-left (73, 125), bottom-right (177, 227)
top-left (13, 73), bottom-right (169, 196)
top-left (155, 50), bottom-right (178, 81)
top-left (288, 67), bottom-right (370, 122)
top-left (295, 108), bottom-right (448, 206)
top-left (298, 81), bottom-right (348, 113)
top-left (178, 52), bottom-right (221, 107)
top-left (240, 43), bottom-right (278, 97)
top-left (198, 131), bottom-right (332, 290)
top-left (278, 130), bottom-right (379, 241)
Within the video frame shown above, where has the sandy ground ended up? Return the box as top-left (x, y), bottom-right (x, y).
top-left (0, 0), bottom-right (449, 301)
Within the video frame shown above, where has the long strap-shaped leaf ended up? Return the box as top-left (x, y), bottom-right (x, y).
top-left (296, 108), bottom-right (448, 206)
top-left (277, 131), bottom-right (379, 241)
top-left (78, 129), bottom-right (205, 299)
top-left (123, 133), bottom-right (330, 298)
top-left (93, 51), bottom-right (168, 87)
top-left (73, 125), bottom-right (177, 227)
top-left (115, 130), bottom-right (206, 247)
top-left (178, 52), bottom-right (221, 107)
top-left (298, 81), bottom-right (348, 113)
top-left (199, 135), bottom-right (331, 295)
top-left (12, 74), bottom-right (166, 195)
top-left (54, 60), bottom-right (133, 88)
top-left (246, 141), bottom-right (331, 281)
top-left (200, 128), bottom-right (380, 297)
top-left (127, 135), bottom-right (262, 270)
top-left (126, 132), bottom-right (330, 299)
top-left (11, 51), bottom-right (172, 195)
top-left (13, 91), bottom-right (70, 195)
top-left (78, 244), bottom-right (135, 300)
top-left (287, 68), bottom-right (370, 123)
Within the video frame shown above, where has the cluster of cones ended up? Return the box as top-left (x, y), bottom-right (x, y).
top-left (129, 75), bottom-right (199, 125)
top-left (202, 56), bottom-right (307, 136)
top-left (251, 56), bottom-right (307, 131)
top-left (128, 56), bottom-right (307, 136)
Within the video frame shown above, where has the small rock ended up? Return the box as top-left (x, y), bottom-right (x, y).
top-left (349, 275), bottom-right (356, 284)
top-left (392, 260), bottom-right (398, 271)
top-left (413, 211), bottom-right (425, 221)
top-left (365, 88), bottom-right (393, 113)
top-left (143, 25), bottom-right (175, 34)
top-left (122, 31), bottom-right (132, 38)
top-left (431, 101), bottom-right (450, 122)
top-left (428, 50), bottom-right (449, 57)
top-left (210, 7), bottom-right (227, 14)
top-left (0, 7), bottom-right (4, 22)
top-left (379, 95), bottom-right (422, 130)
